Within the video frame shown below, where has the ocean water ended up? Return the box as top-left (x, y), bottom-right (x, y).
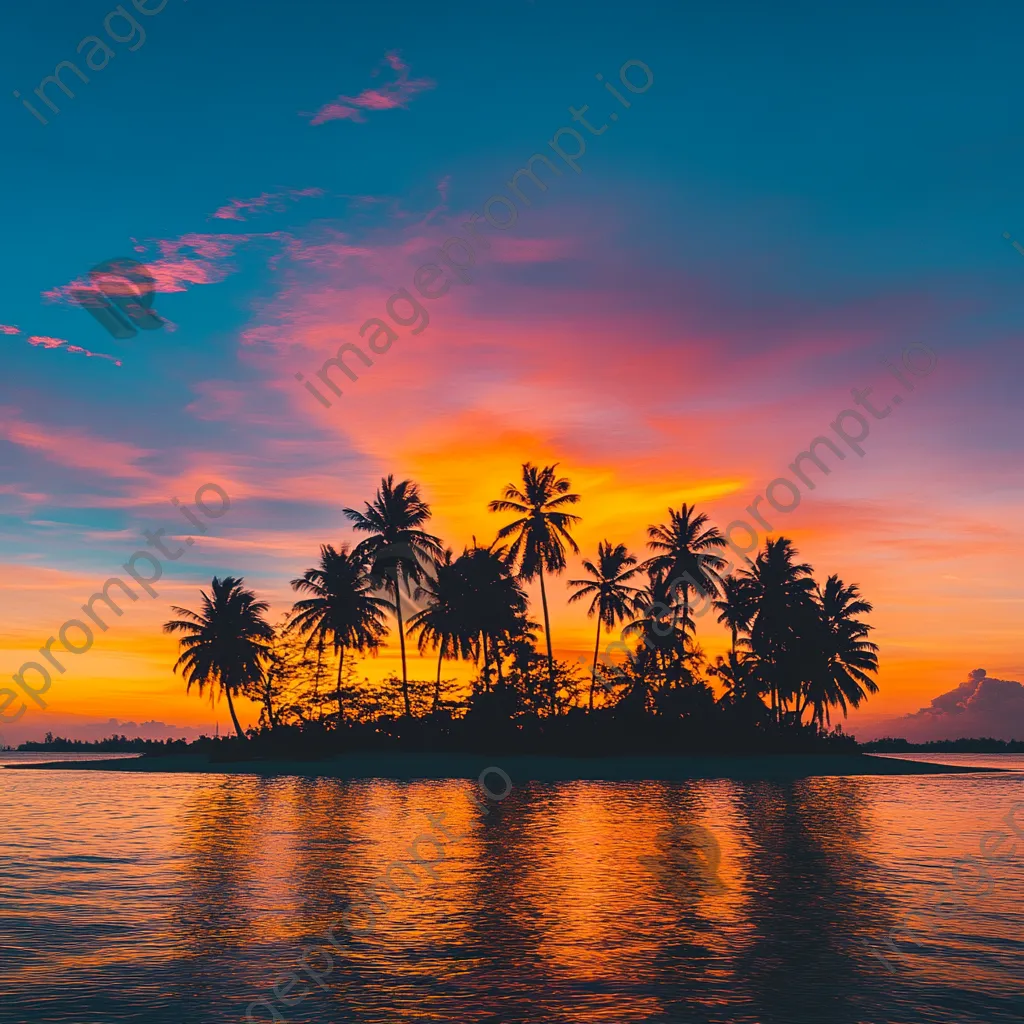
top-left (0, 759), bottom-right (1022, 1024)
top-left (869, 751), bottom-right (1024, 771)
top-left (0, 751), bottom-right (142, 766)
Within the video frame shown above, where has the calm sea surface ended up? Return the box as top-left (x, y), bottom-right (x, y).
top-left (1, 758), bottom-right (1022, 1024)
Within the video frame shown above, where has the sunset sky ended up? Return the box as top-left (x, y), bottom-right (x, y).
top-left (1, 0), bottom-right (1022, 741)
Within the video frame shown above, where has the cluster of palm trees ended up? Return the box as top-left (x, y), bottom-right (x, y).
top-left (707, 539), bottom-right (880, 730)
top-left (163, 462), bottom-right (879, 741)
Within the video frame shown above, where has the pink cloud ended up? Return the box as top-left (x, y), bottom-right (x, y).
top-left (307, 51), bottom-right (435, 126)
top-left (487, 236), bottom-right (577, 263)
top-left (24, 335), bottom-right (122, 366)
top-left (0, 324), bottom-right (20, 335)
top-left (41, 232), bottom-right (292, 309)
top-left (0, 409), bottom-right (153, 479)
top-left (156, 233), bottom-right (247, 261)
top-left (211, 188), bottom-right (325, 222)
top-left (144, 257), bottom-right (230, 293)
top-left (65, 345), bottom-right (122, 366)
top-left (220, 210), bottom-right (593, 368)
top-left (284, 234), bottom-right (375, 266)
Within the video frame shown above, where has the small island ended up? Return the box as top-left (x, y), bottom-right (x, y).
top-left (8, 468), bottom-right (1014, 781)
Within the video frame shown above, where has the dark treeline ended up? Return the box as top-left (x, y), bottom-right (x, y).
top-left (862, 737), bottom-right (1024, 753)
top-left (17, 734), bottom-right (191, 753)
top-left (153, 463), bottom-right (882, 758)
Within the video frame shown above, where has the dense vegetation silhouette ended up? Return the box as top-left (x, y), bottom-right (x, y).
top-left (154, 463), bottom-right (881, 757)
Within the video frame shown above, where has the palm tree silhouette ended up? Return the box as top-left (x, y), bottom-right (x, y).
top-left (800, 575), bottom-right (879, 727)
top-left (407, 548), bottom-right (474, 711)
top-left (489, 463), bottom-right (580, 711)
top-left (156, 470), bottom-right (885, 745)
top-left (713, 574), bottom-right (755, 657)
top-left (709, 651), bottom-right (758, 706)
top-left (464, 541), bottom-right (531, 691)
top-left (740, 537), bottom-right (817, 722)
top-left (625, 569), bottom-right (696, 689)
top-left (288, 544), bottom-right (390, 723)
top-left (643, 504), bottom-right (729, 621)
top-left (343, 476), bottom-right (443, 717)
top-left (408, 541), bottom-right (530, 704)
top-left (568, 541), bottom-right (641, 709)
top-left (163, 576), bottom-right (274, 739)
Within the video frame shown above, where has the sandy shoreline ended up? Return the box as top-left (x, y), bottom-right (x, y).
top-left (1, 752), bottom-right (1009, 781)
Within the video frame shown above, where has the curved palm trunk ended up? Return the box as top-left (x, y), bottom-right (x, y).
top-left (538, 567), bottom-right (556, 714)
top-left (590, 619), bottom-right (602, 711)
top-left (335, 647), bottom-right (345, 725)
top-left (433, 645), bottom-right (444, 712)
top-left (394, 581), bottom-right (411, 717)
top-left (224, 686), bottom-right (245, 740)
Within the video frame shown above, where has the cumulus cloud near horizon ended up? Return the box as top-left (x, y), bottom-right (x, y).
top-left (865, 668), bottom-right (1024, 742)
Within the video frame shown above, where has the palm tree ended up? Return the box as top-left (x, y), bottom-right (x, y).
top-left (625, 569), bottom-right (699, 690)
top-left (740, 537), bottom-right (817, 721)
top-left (799, 576), bottom-right (879, 728)
top-left (343, 476), bottom-right (443, 717)
top-left (163, 576), bottom-right (274, 739)
top-left (643, 504), bottom-right (729, 623)
top-left (458, 541), bottom-right (530, 692)
top-left (406, 549), bottom-right (476, 711)
top-left (709, 652), bottom-right (756, 705)
top-left (288, 544), bottom-right (390, 723)
top-left (408, 541), bottom-right (531, 706)
top-left (713, 574), bottom-right (755, 656)
top-left (489, 463), bottom-right (581, 709)
top-left (568, 541), bottom-right (641, 709)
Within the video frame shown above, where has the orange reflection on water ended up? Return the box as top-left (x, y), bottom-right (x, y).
top-left (0, 766), bottom-right (1022, 1024)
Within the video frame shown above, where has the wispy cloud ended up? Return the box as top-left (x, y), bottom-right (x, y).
top-left (26, 335), bottom-right (122, 366)
top-left (306, 51), bottom-right (435, 126)
top-left (0, 409), bottom-right (154, 479)
top-left (211, 187), bottom-right (326, 222)
top-left (40, 231), bottom-right (292, 309)
top-left (3, 322), bottom-right (121, 364)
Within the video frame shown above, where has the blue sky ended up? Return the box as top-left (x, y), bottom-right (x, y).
top-left (1, 0), bottom-right (1023, 738)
